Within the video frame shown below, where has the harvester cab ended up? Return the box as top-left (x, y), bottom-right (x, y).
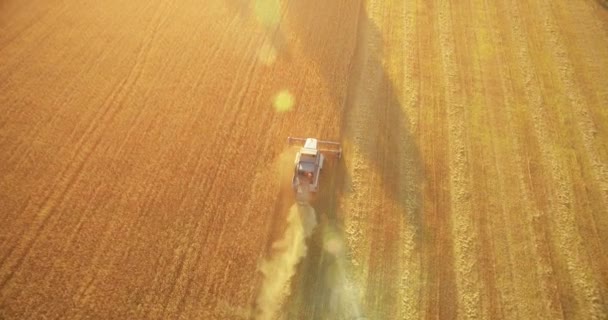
top-left (288, 137), bottom-right (341, 203)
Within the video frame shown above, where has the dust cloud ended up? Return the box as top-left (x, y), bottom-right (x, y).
top-left (255, 203), bottom-right (317, 320)
top-left (322, 225), bottom-right (365, 319)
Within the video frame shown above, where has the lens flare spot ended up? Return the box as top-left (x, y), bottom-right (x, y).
top-left (258, 43), bottom-right (277, 65)
top-left (254, 0), bottom-right (281, 28)
top-left (273, 90), bottom-right (294, 112)
top-left (325, 238), bottom-right (343, 255)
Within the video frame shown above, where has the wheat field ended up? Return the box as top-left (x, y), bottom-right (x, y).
top-left (1, 0), bottom-right (607, 319)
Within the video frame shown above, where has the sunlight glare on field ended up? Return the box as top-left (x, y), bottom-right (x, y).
top-left (273, 90), bottom-right (294, 112)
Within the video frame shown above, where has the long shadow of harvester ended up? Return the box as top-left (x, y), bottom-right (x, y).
top-left (222, 0), bottom-right (456, 318)
top-left (277, 0), bottom-right (453, 319)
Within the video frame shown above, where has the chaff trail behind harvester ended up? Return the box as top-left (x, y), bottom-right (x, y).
top-left (288, 137), bottom-right (341, 203)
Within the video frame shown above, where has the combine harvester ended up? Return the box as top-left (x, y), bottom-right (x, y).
top-left (288, 137), bottom-right (341, 204)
